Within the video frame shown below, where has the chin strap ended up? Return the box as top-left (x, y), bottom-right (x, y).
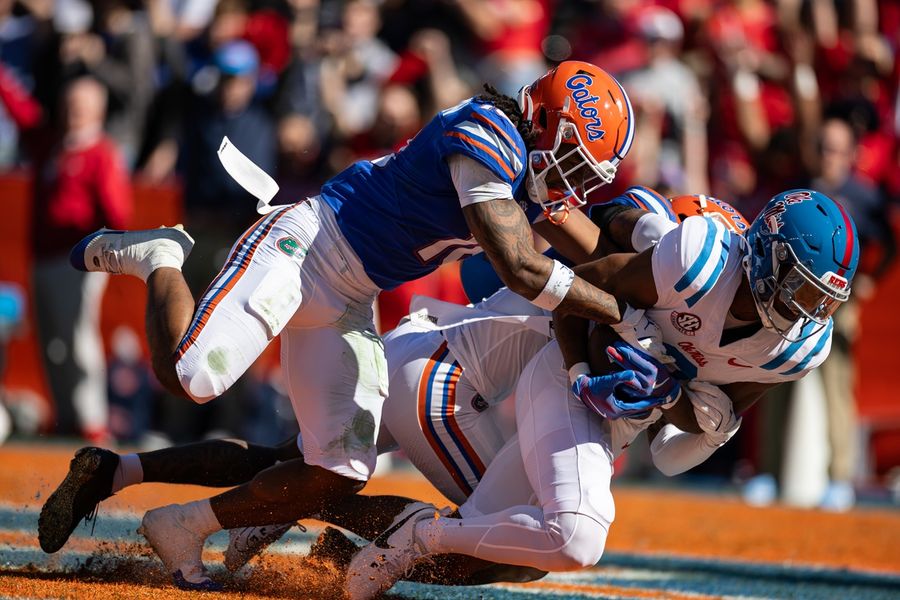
top-left (544, 205), bottom-right (570, 225)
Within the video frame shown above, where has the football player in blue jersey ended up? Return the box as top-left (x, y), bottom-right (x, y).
top-left (42, 61), bottom-right (645, 588)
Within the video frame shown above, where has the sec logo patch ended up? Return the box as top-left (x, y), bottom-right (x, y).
top-left (671, 311), bottom-right (701, 336)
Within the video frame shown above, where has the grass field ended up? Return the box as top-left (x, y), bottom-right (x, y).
top-left (1, 442), bottom-right (899, 599)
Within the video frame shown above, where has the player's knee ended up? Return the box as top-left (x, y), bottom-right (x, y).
top-left (174, 312), bottom-right (273, 403)
top-left (174, 350), bottom-right (238, 404)
top-left (547, 512), bottom-right (608, 571)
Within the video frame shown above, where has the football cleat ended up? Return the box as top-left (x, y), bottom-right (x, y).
top-left (308, 526), bottom-right (360, 569)
top-left (38, 447), bottom-right (118, 553)
top-left (138, 504), bottom-right (221, 591)
top-left (344, 502), bottom-right (437, 600)
top-left (69, 225), bottom-right (194, 281)
top-left (223, 522), bottom-right (294, 572)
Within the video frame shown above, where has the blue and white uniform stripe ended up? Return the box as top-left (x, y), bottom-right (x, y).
top-left (418, 343), bottom-right (485, 497)
top-left (673, 218), bottom-right (732, 307)
top-left (452, 115), bottom-right (523, 176)
top-left (625, 186), bottom-right (677, 222)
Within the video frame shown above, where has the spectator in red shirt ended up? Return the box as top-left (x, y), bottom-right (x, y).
top-left (0, 72), bottom-right (132, 442)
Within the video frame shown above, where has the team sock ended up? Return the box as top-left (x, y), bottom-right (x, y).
top-left (180, 498), bottom-right (223, 538)
top-left (136, 248), bottom-right (186, 282)
top-left (110, 453), bottom-right (143, 494)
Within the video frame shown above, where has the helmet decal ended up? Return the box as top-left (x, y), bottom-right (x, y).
top-left (762, 201), bottom-right (787, 233)
top-left (565, 74), bottom-right (606, 141)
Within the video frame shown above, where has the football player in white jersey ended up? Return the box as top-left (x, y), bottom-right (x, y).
top-left (344, 189), bottom-right (860, 599)
top-left (41, 62), bottom-right (642, 589)
top-left (222, 190), bottom-right (751, 584)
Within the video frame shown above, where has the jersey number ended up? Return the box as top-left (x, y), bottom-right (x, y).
top-left (416, 236), bottom-right (483, 265)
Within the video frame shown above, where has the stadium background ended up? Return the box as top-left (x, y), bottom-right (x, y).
top-left (1, 0), bottom-right (899, 597)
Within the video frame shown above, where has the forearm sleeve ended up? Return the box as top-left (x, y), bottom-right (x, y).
top-left (650, 380), bottom-right (742, 476)
top-left (649, 424), bottom-right (721, 476)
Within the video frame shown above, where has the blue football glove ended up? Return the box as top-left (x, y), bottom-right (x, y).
top-left (605, 341), bottom-right (681, 407)
top-left (572, 371), bottom-right (669, 420)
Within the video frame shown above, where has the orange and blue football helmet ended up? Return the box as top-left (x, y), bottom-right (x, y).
top-left (518, 61), bottom-right (635, 224)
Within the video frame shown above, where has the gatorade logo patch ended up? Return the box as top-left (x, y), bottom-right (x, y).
top-left (276, 237), bottom-right (308, 259)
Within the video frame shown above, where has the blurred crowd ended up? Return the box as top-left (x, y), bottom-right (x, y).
top-left (1, 0), bottom-right (898, 504)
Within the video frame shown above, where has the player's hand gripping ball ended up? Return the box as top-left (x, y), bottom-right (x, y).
top-left (606, 341), bottom-right (681, 406)
top-left (573, 341), bottom-right (681, 420)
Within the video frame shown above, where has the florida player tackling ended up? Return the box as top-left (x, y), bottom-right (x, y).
top-left (43, 61), bottom-right (636, 589)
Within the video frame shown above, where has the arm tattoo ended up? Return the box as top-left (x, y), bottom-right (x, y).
top-left (464, 199), bottom-right (622, 324)
top-left (558, 276), bottom-right (623, 323)
top-left (464, 199), bottom-right (548, 295)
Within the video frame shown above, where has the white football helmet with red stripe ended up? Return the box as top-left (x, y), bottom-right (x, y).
top-left (518, 61), bottom-right (634, 224)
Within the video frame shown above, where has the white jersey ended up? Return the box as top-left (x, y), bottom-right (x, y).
top-left (647, 216), bottom-right (833, 386)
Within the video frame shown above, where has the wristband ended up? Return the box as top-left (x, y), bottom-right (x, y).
top-left (568, 362), bottom-right (591, 386)
top-left (531, 259), bottom-right (575, 311)
top-left (659, 387), bottom-right (682, 410)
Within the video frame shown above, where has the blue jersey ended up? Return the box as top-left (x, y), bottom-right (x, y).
top-left (319, 99), bottom-right (542, 290)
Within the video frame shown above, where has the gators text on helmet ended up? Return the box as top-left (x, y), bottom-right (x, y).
top-left (518, 61), bottom-right (635, 224)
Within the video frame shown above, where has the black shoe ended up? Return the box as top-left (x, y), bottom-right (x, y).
top-left (308, 526), bottom-right (359, 569)
top-left (38, 446), bottom-right (118, 553)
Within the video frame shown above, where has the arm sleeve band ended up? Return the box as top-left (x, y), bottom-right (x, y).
top-left (589, 203), bottom-right (631, 240)
top-left (631, 213), bottom-right (679, 252)
top-left (649, 380), bottom-right (742, 476)
top-left (531, 259), bottom-right (575, 311)
top-left (448, 154), bottom-right (515, 207)
top-left (649, 423), bottom-right (722, 476)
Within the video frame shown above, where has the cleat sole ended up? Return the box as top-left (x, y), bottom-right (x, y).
top-left (38, 448), bottom-right (105, 553)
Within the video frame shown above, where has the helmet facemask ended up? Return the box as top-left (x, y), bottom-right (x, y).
top-left (523, 99), bottom-right (617, 224)
top-left (745, 239), bottom-right (849, 342)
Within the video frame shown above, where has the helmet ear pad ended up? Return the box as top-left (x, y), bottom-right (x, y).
top-left (537, 106), bottom-right (548, 130)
